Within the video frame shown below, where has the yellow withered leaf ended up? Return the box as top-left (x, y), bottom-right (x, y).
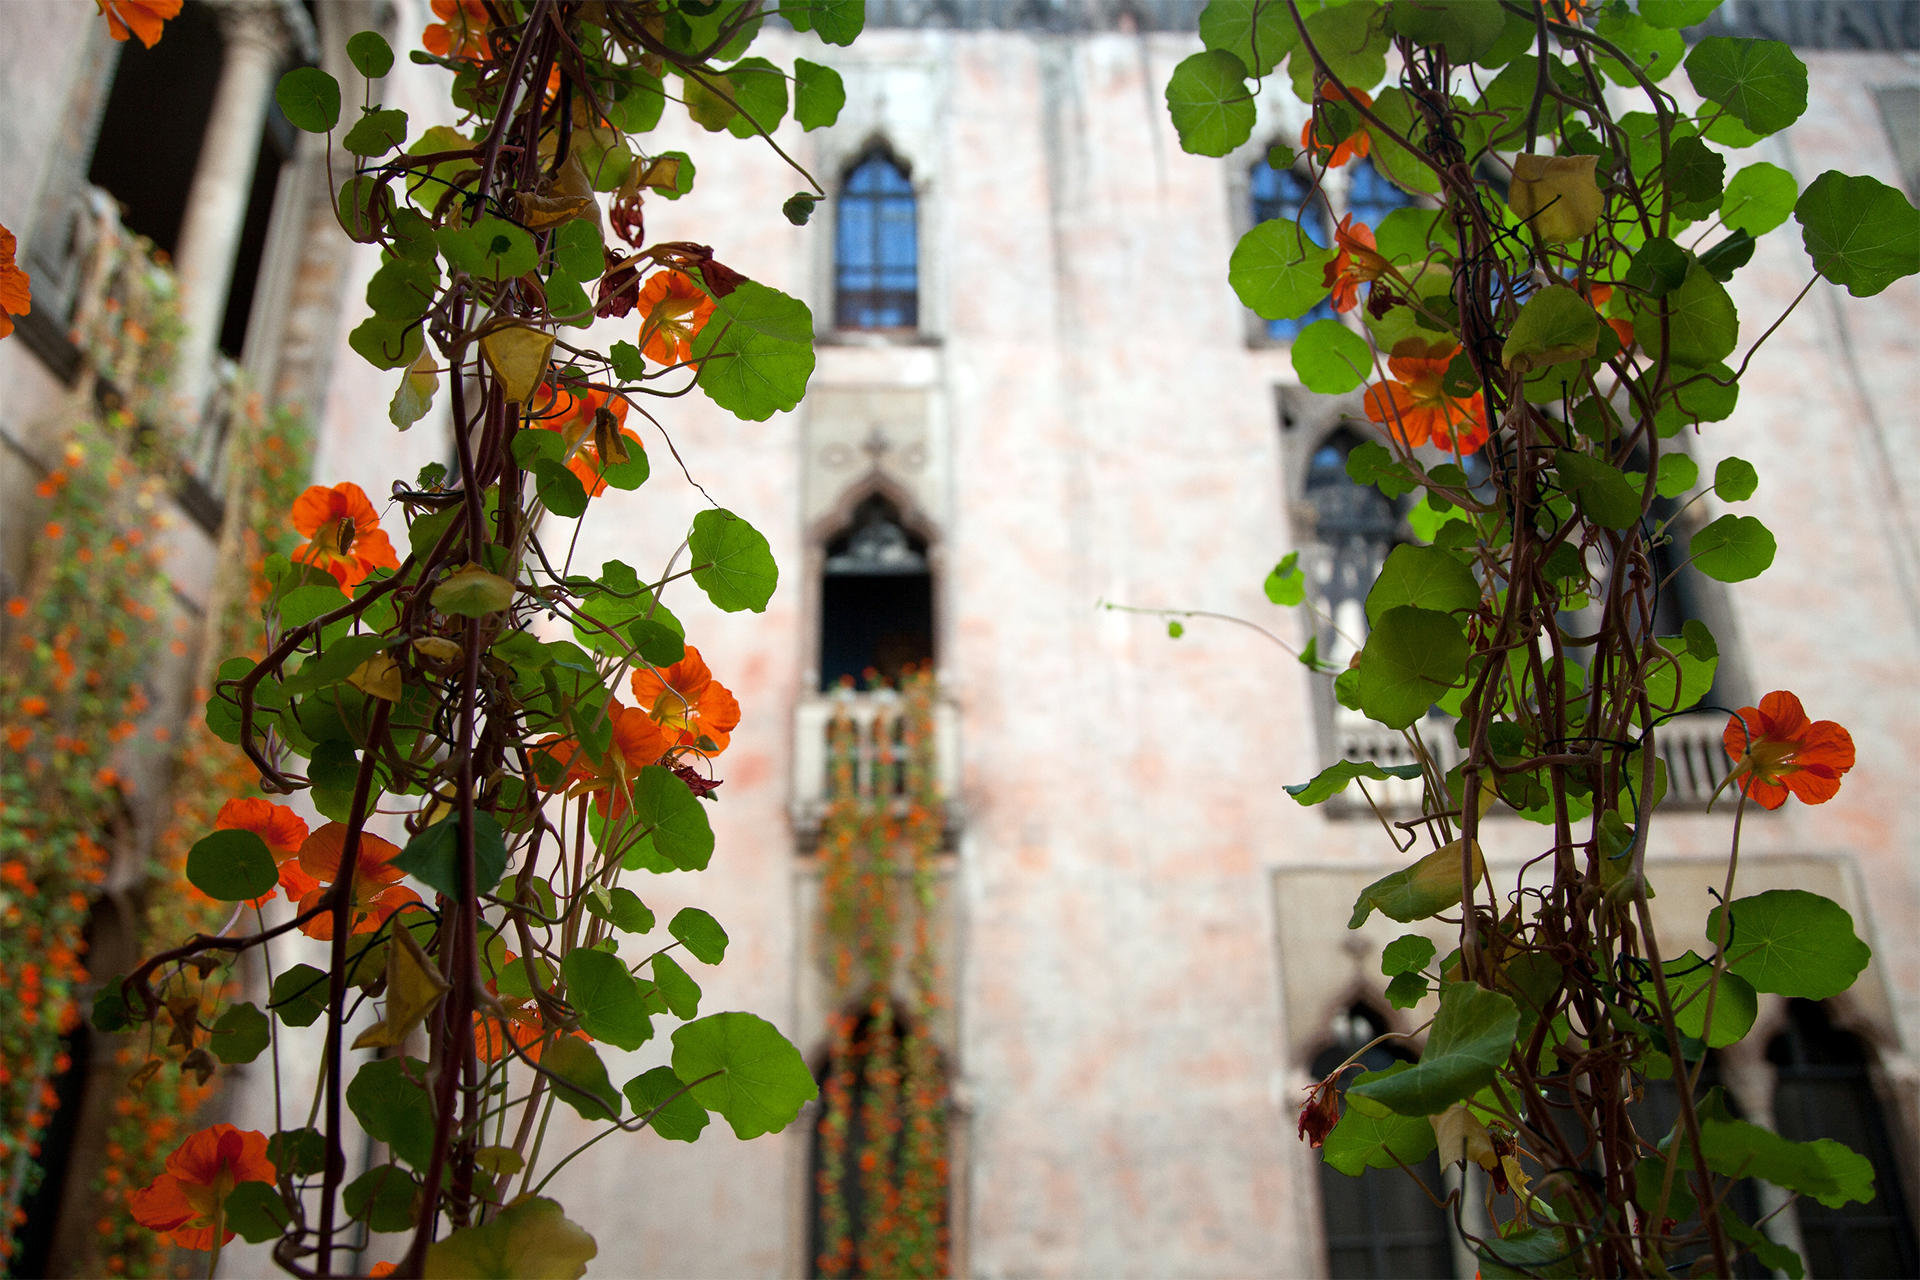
top-left (479, 325), bottom-right (555, 404)
top-left (352, 924), bottom-right (452, 1050)
top-left (347, 651), bottom-right (403, 702)
top-left (1509, 153), bottom-right (1602, 244)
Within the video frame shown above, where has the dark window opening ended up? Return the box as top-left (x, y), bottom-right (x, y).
top-left (219, 104), bottom-right (295, 358)
top-left (836, 151), bottom-right (918, 330)
top-left (1311, 1007), bottom-right (1456, 1278)
top-left (1769, 1000), bottom-right (1920, 1279)
top-left (87, 1), bottom-right (223, 259)
top-left (1307, 429), bottom-right (1402, 663)
top-left (820, 495), bottom-right (933, 690)
top-left (1343, 157), bottom-right (1410, 239)
top-left (1250, 157), bottom-right (1332, 341)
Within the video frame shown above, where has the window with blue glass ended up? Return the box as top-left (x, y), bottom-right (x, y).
top-left (1250, 159), bottom-right (1333, 341)
top-left (1343, 157), bottom-right (1409, 239)
top-left (836, 150), bottom-right (918, 330)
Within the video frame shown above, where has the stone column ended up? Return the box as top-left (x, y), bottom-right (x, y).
top-left (170, 0), bottom-right (287, 419)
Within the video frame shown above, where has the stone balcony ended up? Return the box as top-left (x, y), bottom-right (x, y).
top-left (790, 688), bottom-right (962, 844)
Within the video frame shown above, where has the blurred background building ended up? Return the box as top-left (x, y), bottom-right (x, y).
top-left (1, 0), bottom-right (1916, 1276)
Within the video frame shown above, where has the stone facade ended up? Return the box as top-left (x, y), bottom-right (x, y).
top-left (1, 3), bottom-right (1915, 1277)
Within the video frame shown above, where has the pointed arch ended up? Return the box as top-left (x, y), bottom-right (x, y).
top-left (815, 487), bottom-right (937, 691)
top-left (1305, 1003), bottom-right (1457, 1279)
top-left (836, 145), bottom-right (919, 330)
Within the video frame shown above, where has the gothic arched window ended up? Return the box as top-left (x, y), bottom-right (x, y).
top-left (1311, 1006), bottom-right (1456, 1278)
top-left (1306, 430), bottom-right (1400, 671)
top-left (836, 150), bottom-right (918, 330)
top-left (820, 494), bottom-right (933, 690)
top-left (1768, 1001), bottom-right (1919, 1278)
top-left (1250, 158), bottom-right (1332, 340)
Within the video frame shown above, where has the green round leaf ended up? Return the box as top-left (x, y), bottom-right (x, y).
top-left (1264, 551), bottom-right (1306, 606)
top-left (1290, 319), bottom-right (1373, 394)
top-left (628, 765), bottom-right (716, 871)
top-left (671, 1011), bottom-right (819, 1140)
top-left (1794, 170), bottom-right (1920, 298)
top-left (1706, 889), bottom-right (1871, 1000)
top-left (211, 1001), bottom-right (270, 1064)
top-left (1285, 759), bottom-right (1424, 806)
top-left (1690, 514), bottom-right (1775, 582)
top-left (1630, 262), bottom-right (1738, 369)
top-left (1503, 286), bottom-right (1601, 373)
top-left (1357, 606), bottom-right (1468, 730)
top-left (223, 1180), bottom-right (291, 1244)
top-left (1365, 544), bottom-right (1480, 625)
top-left (347, 30), bottom-right (395, 79)
top-left (651, 953), bottom-right (702, 1020)
top-left (542, 1036), bottom-right (623, 1121)
top-left (692, 281), bottom-right (816, 421)
top-left (585, 886), bottom-right (655, 934)
top-left (269, 964), bottom-right (329, 1028)
top-left (1555, 449), bottom-right (1643, 531)
top-left (1655, 452), bottom-right (1699, 499)
top-left (1387, 0), bottom-right (1508, 64)
top-left (276, 67), bottom-right (341, 133)
top-left (562, 946), bottom-right (654, 1052)
top-left (1322, 1062), bottom-right (1439, 1175)
top-left (622, 1066), bottom-right (711, 1142)
top-left (1349, 982), bottom-right (1519, 1116)
top-left (187, 829), bottom-right (278, 901)
top-left (1722, 162), bottom-right (1798, 237)
top-left (669, 907), bottom-right (729, 965)
top-left (1287, 2), bottom-right (1389, 99)
top-left (1198, 0), bottom-right (1299, 77)
top-left (1230, 218), bottom-right (1337, 322)
top-left (346, 1057), bottom-right (435, 1169)
top-left (689, 508), bottom-right (778, 614)
top-left (1638, 0), bottom-right (1720, 28)
top-left (438, 216), bottom-right (538, 280)
top-left (722, 56), bottom-right (789, 138)
top-left (1685, 37), bottom-right (1808, 136)
top-left (344, 1165), bottom-right (419, 1233)
top-left (392, 814), bottom-right (508, 900)
top-left (1164, 49), bottom-right (1255, 158)
top-left (1382, 934), bottom-right (1437, 978)
top-left (794, 58), bottom-right (845, 130)
top-left (1700, 1108), bottom-right (1876, 1210)
top-left (343, 107), bottom-right (409, 157)
top-left (423, 1196), bottom-right (597, 1280)
top-left (1714, 456), bottom-right (1758, 501)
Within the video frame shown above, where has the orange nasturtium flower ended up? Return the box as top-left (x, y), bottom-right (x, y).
top-left (635, 271), bottom-right (717, 368)
top-left (290, 482), bottom-right (401, 595)
top-left (423, 0), bottom-right (491, 61)
top-left (126, 1124), bottom-right (274, 1250)
top-left (0, 224), bottom-right (31, 341)
top-left (1722, 691), bottom-right (1856, 810)
top-left (95, 0), bottom-right (182, 48)
top-left (1363, 337), bottom-right (1489, 455)
top-left (295, 823), bottom-right (422, 939)
top-left (214, 797), bottom-right (316, 904)
top-left (1324, 215), bottom-right (1390, 313)
top-left (1300, 84), bottom-right (1373, 168)
top-left (630, 646), bottom-right (741, 757)
top-left (534, 699), bottom-right (671, 818)
top-left (534, 385), bottom-right (644, 497)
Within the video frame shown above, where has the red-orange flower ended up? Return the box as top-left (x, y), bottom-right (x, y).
top-left (1585, 283), bottom-right (1635, 351)
top-left (630, 646), bottom-right (741, 757)
top-left (1722, 691), bottom-right (1856, 810)
top-left (635, 271), bottom-right (716, 368)
top-left (533, 386), bottom-right (644, 497)
top-left (1300, 84), bottom-right (1373, 168)
top-left (215, 797), bottom-right (316, 904)
top-left (534, 699), bottom-right (670, 819)
top-left (295, 823), bottom-right (421, 939)
top-left (423, 0), bottom-right (491, 61)
top-left (95, 0), bottom-right (182, 48)
top-left (290, 482), bottom-right (400, 594)
top-left (126, 1124), bottom-right (274, 1250)
top-left (1363, 337), bottom-right (1488, 454)
top-left (0, 225), bottom-right (31, 341)
top-left (1323, 215), bottom-right (1390, 313)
